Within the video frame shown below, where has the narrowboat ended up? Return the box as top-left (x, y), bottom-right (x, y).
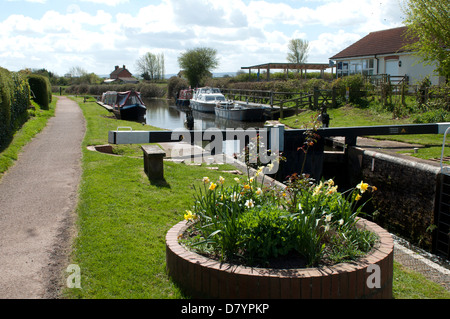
top-left (101, 90), bottom-right (146, 121)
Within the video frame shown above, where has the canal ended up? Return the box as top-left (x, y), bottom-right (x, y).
top-left (143, 98), bottom-right (266, 155)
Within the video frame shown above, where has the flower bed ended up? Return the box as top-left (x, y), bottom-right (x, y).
top-left (166, 133), bottom-right (393, 298)
top-left (166, 218), bottom-right (393, 299)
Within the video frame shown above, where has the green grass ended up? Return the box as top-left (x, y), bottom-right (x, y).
top-left (393, 262), bottom-right (450, 299)
top-left (62, 97), bottom-right (450, 299)
top-left (65, 97), bottom-right (238, 298)
top-left (280, 105), bottom-right (450, 161)
top-left (0, 99), bottom-right (56, 178)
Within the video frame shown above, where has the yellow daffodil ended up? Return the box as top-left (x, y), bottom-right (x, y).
top-left (256, 187), bottom-right (262, 195)
top-left (202, 177), bottom-right (210, 184)
top-left (184, 210), bottom-right (196, 221)
top-left (209, 182), bottom-right (217, 191)
top-left (357, 181), bottom-right (369, 193)
top-left (327, 185), bottom-right (338, 195)
top-left (244, 184), bottom-right (251, 190)
top-left (218, 176), bottom-right (225, 185)
top-left (355, 194), bottom-right (362, 201)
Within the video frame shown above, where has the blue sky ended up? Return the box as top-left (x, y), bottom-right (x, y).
top-left (1, 0), bottom-right (406, 77)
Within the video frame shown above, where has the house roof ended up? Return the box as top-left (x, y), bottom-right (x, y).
top-left (330, 26), bottom-right (417, 60)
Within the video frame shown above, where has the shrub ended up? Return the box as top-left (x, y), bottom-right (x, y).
top-left (10, 72), bottom-right (30, 130)
top-left (167, 76), bottom-right (189, 101)
top-left (28, 74), bottom-right (50, 109)
top-left (0, 68), bottom-right (31, 149)
top-left (0, 67), bottom-right (13, 148)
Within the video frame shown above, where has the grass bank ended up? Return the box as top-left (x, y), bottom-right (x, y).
top-left (280, 105), bottom-right (450, 161)
top-left (65, 97), bottom-right (238, 298)
top-left (64, 97), bottom-right (450, 299)
top-left (0, 98), bottom-right (56, 179)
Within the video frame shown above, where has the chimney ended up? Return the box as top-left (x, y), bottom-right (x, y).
top-left (115, 66), bottom-right (119, 70)
top-left (123, 65), bottom-right (126, 69)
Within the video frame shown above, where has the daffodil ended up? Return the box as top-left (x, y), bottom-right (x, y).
top-left (184, 210), bottom-right (196, 221)
top-left (355, 194), bottom-right (362, 201)
top-left (209, 182), bottom-right (217, 191)
top-left (218, 176), bottom-right (225, 185)
top-left (245, 199), bottom-right (254, 208)
top-left (231, 192), bottom-right (240, 202)
top-left (202, 177), bottom-right (210, 184)
top-left (244, 184), bottom-right (251, 190)
top-left (234, 177), bottom-right (240, 183)
top-left (356, 181), bottom-right (369, 193)
top-left (327, 185), bottom-right (338, 195)
top-left (325, 214), bottom-right (332, 222)
top-left (338, 219), bottom-right (344, 226)
top-left (255, 187), bottom-right (262, 195)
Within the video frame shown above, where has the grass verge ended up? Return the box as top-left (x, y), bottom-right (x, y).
top-left (280, 105), bottom-right (450, 161)
top-left (64, 97), bottom-right (450, 299)
top-left (65, 97), bottom-right (238, 298)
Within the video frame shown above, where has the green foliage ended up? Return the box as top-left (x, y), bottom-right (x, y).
top-left (183, 167), bottom-right (378, 267)
top-left (167, 76), bottom-right (189, 100)
top-left (178, 47), bottom-right (219, 87)
top-left (287, 38), bottom-right (309, 64)
top-left (332, 74), bottom-right (366, 104)
top-left (28, 74), bottom-right (50, 110)
top-left (10, 72), bottom-right (30, 131)
top-left (402, 0), bottom-right (450, 78)
top-left (0, 67), bottom-right (31, 149)
top-left (0, 67), bottom-right (13, 148)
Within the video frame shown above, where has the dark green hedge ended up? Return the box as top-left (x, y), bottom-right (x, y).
top-left (0, 67), bottom-right (30, 149)
top-left (28, 74), bottom-right (50, 110)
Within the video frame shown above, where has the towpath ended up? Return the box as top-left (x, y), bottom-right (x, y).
top-left (0, 96), bottom-right (85, 298)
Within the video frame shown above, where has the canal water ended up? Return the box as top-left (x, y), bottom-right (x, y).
top-left (143, 98), bottom-right (266, 155)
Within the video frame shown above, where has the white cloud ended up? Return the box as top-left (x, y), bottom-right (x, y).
top-left (0, 0), bottom-right (406, 75)
top-left (78, 0), bottom-right (129, 6)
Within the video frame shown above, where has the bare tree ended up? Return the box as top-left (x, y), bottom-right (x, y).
top-left (136, 52), bottom-right (165, 80)
top-left (287, 38), bottom-right (309, 64)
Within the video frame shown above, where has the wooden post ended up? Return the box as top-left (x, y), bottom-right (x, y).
top-left (314, 87), bottom-right (319, 110)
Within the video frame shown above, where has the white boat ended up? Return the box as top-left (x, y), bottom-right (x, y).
top-left (190, 87), bottom-right (233, 113)
top-left (215, 103), bottom-right (266, 122)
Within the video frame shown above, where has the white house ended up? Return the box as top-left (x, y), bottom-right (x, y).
top-left (330, 26), bottom-right (445, 86)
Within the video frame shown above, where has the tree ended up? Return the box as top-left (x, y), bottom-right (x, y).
top-left (136, 52), bottom-right (165, 81)
top-left (402, 0), bottom-right (450, 79)
top-left (178, 47), bottom-right (219, 88)
top-left (287, 39), bottom-right (309, 64)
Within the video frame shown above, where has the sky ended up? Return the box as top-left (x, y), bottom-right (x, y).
top-left (1, 0), bottom-right (407, 77)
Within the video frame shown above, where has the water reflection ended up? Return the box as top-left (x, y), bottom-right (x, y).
top-left (143, 98), bottom-right (265, 131)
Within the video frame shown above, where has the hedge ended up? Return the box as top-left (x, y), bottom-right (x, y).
top-left (28, 74), bottom-right (51, 110)
top-left (0, 67), bottom-right (31, 150)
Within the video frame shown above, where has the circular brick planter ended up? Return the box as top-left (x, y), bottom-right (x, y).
top-left (166, 218), bottom-right (394, 299)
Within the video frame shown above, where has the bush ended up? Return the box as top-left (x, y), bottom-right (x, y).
top-left (0, 67), bottom-right (13, 148)
top-left (0, 67), bottom-right (31, 149)
top-left (10, 72), bottom-right (30, 130)
top-left (332, 74), bottom-right (365, 104)
top-left (167, 76), bottom-right (189, 101)
top-left (413, 109), bottom-right (450, 123)
top-left (28, 74), bottom-right (50, 109)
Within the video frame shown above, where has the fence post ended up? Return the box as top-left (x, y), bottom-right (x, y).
top-left (332, 87), bottom-right (337, 108)
top-left (313, 87), bottom-right (319, 110)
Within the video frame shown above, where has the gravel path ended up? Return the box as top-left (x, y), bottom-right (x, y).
top-left (0, 96), bottom-right (85, 299)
